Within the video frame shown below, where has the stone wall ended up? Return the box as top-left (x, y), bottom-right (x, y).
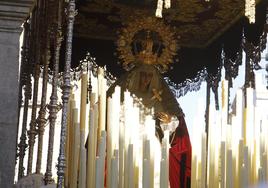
top-left (0, 1), bottom-right (33, 187)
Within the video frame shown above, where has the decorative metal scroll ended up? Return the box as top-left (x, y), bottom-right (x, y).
top-left (40, 52), bottom-right (117, 88)
top-left (79, 52), bottom-right (117, 86)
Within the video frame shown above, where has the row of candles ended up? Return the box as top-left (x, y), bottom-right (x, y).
top-left (191, 80), bottom-right (268, 188)
top-left (63, 67), bottom-right (268, 188)
top-left (64, 67), bottom-right (170, 188)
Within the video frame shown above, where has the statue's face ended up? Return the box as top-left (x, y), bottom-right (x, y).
top-left (138, 71), bottom-right (153, 92)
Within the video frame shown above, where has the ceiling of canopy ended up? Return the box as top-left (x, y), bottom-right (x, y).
top-left (67, 0), bottom-right (268, 96)
top-left (75, 0), bottom-right (264, 48)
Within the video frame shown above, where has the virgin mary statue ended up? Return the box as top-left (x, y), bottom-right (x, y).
top-left (108, 20), bottom-right (191, 188)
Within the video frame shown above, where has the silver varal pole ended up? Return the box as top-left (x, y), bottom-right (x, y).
top-left (57, 0), bottom-right (76, 187)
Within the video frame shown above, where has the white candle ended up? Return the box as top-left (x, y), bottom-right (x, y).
top-left (220, 141), bottom-right (226, 188)
top-left (238, 139), bottom-right (244, 187)
top-left (87, 103), bottom-right (98, 188)
top-left (119, 112), bottom-right (125, 188)
top-left (160, 158), bottom-right (168, 188)
top-left (143, 159), bottom-right (150, 188)
top-left (160, 144), bottom-right (168, 188)
top-left (113, 86), bottom-right (120, 150)
top-left (78, 131), bottom-right (86, 188)
top-left (98, 67), bottom-right (107, 141)
top-left (144, 139), bottom-right (150, 161)
top-left (226, 149), bottom-right (233, 188)
top-left (262, 153), bottom-right (267, 182)
top-left (97, 131), bottom-right (106, 188)
top-left (78, 72), bottom-right (87, 188)
top-left (191, 155), bottom-right (197, 188)
top-left (94, 103), bottom-right (99, 187)
top-left (246, 87), bottom-right (255, 148)
top-left (221, 80), bottom-right (229, 141)
top-left (65, 95), bottom-right (75, 187)
top-left (87, 108), bottom-right (94, 188)
top-left (111, 150), bottom-right (119, 188)
top-left (258, 167), bottom-right (264, 183)
top-left (201, 132), bottom-right (207, 188)
top-left (108, 87), bottom-right (120, 188)
top-left (240, 164), bottom-right (246, 188)
top-left (80, 73), bottom-right (88, 131)
top-left (71, 121), bottom-right (80, 188)
top-left (124, 91), bottom-right (132, 188)
top-left (95, 156), bottom-right (101, 188)
top-left (107, 97), bottom-right (113, 188)
top-left (243, 146), bottom-right (249, 187)
top-left (128, 144), bottom-right (134, 188)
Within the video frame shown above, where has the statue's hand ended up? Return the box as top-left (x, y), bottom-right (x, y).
top-left (157, 112), bottom-right (171, 124)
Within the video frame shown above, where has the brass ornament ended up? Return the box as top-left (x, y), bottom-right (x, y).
top-left (151, 88), bottom-right (163, 102)
top-left (116, 16), bottom-right (179, 71)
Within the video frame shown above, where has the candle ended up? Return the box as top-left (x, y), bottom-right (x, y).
top-left (93, 103), bottom-right (99, 187)
top-left (96, 131), bottom-right (106, 188)
top-left (65, 94), bottom-right (75, 187)
top-left (143, 139), bottom-right (150, 161)
top-left (201, 132), bottom-right (207, 188)
top-left (107, 89), bottom-right (120, 188)
top-left (124, 91), bottom-right (132, 188)
top-left (95, 156), bottom-right (101, 188)
top-left (87, 108), bottom-right (94, 188)
top-left (80, 72), bottom-right (88, 131)
top-left (226, 149), bottom-right (233, 188)
top-left (98, 67), bottom-right (107, 142)
top-left (71, 121), bottom-right (80, 188)
top-left (128, 144), bottom-right (134, 188)
top-left (258, 167), bottom-right (264, 183)
top-left (235, 139), bottom-right (244, 188)
top-left (143, 159), bottom-right (150, 188)
top-left (262, 153), bottom-right (267, 182)
top-left (160, 143), bottom-right (168, 188)
top-left (119, 112), bottom-right (125, 188)
top-left (221, 80), bottom-right (229, 139)
top-left (111, 150), bottom-right (119, 188)
top-left (107, 97), bottom-right (113, 188)
top-left (161, 133), bottom-right (169, 188)
top-left (78, 72), bottom-right (87, 188)
top-left (191, 155), bottom-right (197, 188)
top-left (163, 131), bottom-right (169, 173)
top-left (113, 86), bottom-right (120, 150)
top-left (67, 100), bottom-right (76, 187)
top-left (243, 146), bottom-right (249, 187)
top-left (86, 102), bottom-right (98, 188)
top-left (240, 164), bottom-right (246, 188)
top-left (220, 141), bottom-right (225, 188)
top-left (78, 131), bottom-right (87, 188)
top-left (160, 158), bottom-right (167, 188)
